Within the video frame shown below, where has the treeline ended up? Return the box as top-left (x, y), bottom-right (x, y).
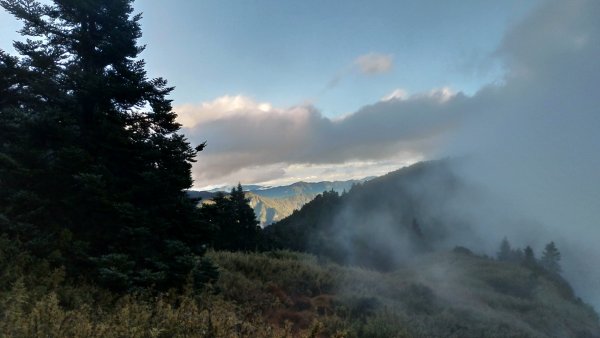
top-left (199, 184), bottom-right (261, 251)
top-left (497, 238), bottom-right (563, 274)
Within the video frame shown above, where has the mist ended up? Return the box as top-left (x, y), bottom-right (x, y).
top-left (439, 0), bottom-right (600, 308)
top-left (331, 0), bottom-right (600, 308)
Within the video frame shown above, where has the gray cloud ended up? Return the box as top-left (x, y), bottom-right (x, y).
top-left (443, 0), bottom-right (600, 308)
top-left (354, 52), bottom-right (394, 75)
top-left (318, 52), bottom-right (395, 96)
top-left (181, 88), bottom-right (462, 184)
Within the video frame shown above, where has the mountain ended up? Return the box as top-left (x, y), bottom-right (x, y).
top-left (185, 190), bottom-right (217, 200)
top-left (190, 178), bottom-right (370, 226)
top-left (206, 184), bottom-right (265, 193)
top-left (264, 160), bottom-right (463, 269)
top-left (246, 192), bottom-right (316, 226)
top-left (257, 160), bottom-right (600, 335)
top-left (251, 179), bottom-right (368, 199)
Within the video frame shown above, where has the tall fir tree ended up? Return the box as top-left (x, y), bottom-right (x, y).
top-left (497, 237), bottom-right (512, 261)
top-left (0, 0), bottom-right (207, 290)
top-left (229, 183), bottom-right (260, 251)
top-left (201, 184), bottom-right (259, 251)
top-left (523, 245), bottom-right (536, 268)
top-left (541, 241), bottom-right (562, 274)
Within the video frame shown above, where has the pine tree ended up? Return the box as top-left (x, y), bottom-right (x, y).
top-left (230, 183), bottom-right (260, 251)
top-left (201, 184), bottom-right (259, 251)
top-left (0, 0), bottom-right (206, 290)
top-left (523, 245), bottom-right (536, 268)
top-left (497, 237), bottom-right (512, 261)
top-left (541, 241), bottom-right (561, 274)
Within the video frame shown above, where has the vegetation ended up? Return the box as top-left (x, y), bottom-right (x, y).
top-left (247, 192), bottom-right (316, 226)
top-left (0, 0), bottom-right (210, 290)
top-left (541, 242), bottom-right (562, 274)
top-left (200, 184), bottom-right (261, 251)
top-left (2, 242), bottom-right (598, 337)
top-left (263, 161), bottom-right (456, 270)
top-left (497, 238), bottom-right (563, 275)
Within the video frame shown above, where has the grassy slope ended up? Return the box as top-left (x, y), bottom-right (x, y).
top-left (208, 250), bottom-right (599, 338)
top-left (2, 237), bottom-right (598, 337)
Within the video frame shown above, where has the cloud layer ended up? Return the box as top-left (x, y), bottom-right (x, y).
top-left (181, 88), bottom-right (460, 185)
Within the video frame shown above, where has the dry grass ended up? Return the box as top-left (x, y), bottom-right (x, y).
top-left (1, 240), bottom-right (598, 338)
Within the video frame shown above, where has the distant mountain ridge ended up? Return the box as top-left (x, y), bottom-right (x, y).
top-left (188, 178), bottom-right (372, 226)
top-left (246, 192), bottom-right (316, 226)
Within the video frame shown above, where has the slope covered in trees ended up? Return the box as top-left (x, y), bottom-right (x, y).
top-left (264, 161), bottom-right (461, 270)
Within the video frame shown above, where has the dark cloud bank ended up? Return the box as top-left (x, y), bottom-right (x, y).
top-left (183, 0), bottom-right (600, 307)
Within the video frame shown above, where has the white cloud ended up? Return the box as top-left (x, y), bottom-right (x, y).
top-left (381, 88), bottom-right (409, 101)
top-left (354, 53), bottom-right (394, 75)
top-left (422, 87), bottom-right (456, 103)
top-left (381, 87), bottom-right (456, 103)
top-left (175, 95), bottom-right (273, 128)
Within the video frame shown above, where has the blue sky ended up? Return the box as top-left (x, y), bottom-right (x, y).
top-left (132, 0), bottom-right (537, 116)
top-left (1, 1), bottom-right (537, 116)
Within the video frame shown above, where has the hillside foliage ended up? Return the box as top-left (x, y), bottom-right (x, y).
top-left (0, 0), bottom-right (209, 290)
top-left (1, 243), bottom-right (598, 337)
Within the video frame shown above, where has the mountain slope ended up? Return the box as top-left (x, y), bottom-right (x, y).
top-left (206, 250), bottom-right (600, 337)
top-left (264, 160), bottom-right (464, 269)
top-left (252, 179), bottom-right (366, 199)
top-left (246, 192), bottom-right (316, 225)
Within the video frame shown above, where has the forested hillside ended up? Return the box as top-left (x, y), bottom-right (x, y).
top-left (247, 192), bottom-right (316, 226)
top-left (264, 161), bottom-right (464, 269)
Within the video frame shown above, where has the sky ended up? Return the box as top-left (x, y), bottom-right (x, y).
top-left (2, 0), bottom-right (600, 308)
top-left (133, 0), bottom-right (536, 117)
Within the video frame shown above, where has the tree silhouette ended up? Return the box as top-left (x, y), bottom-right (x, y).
top-left (0, 0), bottom-right (206, 290)
top-left (497, 237), bottom-right (512, 261)
top-left (541, 241), bottom-right (561, 274)
top-left (202, 184), bottom-right (260, 251)
top-left (523, 245), bottom-right (536, 268)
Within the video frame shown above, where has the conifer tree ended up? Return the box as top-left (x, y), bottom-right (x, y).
top-left (541, 241), bottom-right (562, 274)
top-left (497, 237), bottom-right (512, 261)
top-left (202, 184), bottom-right (259, 251)
top-left (523, 245), bottom-right (536, 268)
top-left (0, 0), bottom-right (206, 290)
top-left (230, 183), bottom-right (260, 250)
